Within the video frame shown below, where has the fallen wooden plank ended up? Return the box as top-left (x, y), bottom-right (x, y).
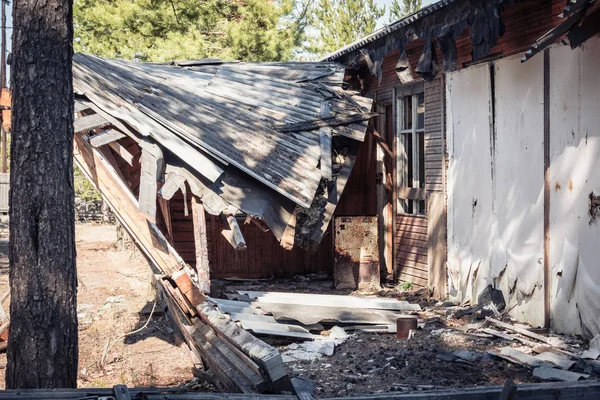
top-left (343, 324), bottom-right (397, 333)
top-left (237, 291), bottom-right (418, 311)
top-left (272, 112), bottom-right (376, 134)
top-left (89, 129), bottom-right (126, 147)
top-left (197, 303), bottom-right (292, 392)
top-left (156, 278), bottom-right (264, 393)
top-left (486, 318), bottom-right (564, 347)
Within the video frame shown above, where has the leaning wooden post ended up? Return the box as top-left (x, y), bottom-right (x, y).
top-left (191, 196), bottom-right (211, 294)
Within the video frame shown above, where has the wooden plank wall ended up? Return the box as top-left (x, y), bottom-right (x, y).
top-left (168, 191), bottom-right (334, 279)
top-left (361, 46), bottom-right (430, 288)
top-left (424, 77), bottom-right (447, 297)
top-left (335, 132), bottom-right (378, 216)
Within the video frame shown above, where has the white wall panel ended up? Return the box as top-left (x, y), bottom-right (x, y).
top-left (493, 54), bottom-right (545, 327)
top-left (446, 55), bottom-right (544, 327)
top-left (549, 39), bottom-right (600, 337)
top-left (446, 63), bottom-right (493, 302)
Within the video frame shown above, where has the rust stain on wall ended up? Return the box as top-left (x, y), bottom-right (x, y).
top-left (334, 216), bottom-right (379, 290)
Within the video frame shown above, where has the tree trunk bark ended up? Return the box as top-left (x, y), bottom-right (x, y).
top-left (6, 0), bottom-right (77, 389)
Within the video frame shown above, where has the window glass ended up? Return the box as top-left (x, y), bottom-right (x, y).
top-left (402, 96), bottom-right (412, 130)
top-left (417, 92), bottom-right (425, 130)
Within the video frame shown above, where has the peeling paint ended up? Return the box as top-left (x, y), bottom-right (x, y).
top-left (447, 54), bottom-right (545, 327)
top-left (549, 40), bottom-right (600, 338)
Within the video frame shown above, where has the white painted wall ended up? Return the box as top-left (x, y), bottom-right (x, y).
top-left (549, 40), bottom-right (600, 338)
top-left (446, 62), bottom-right (494, 303)
top-left (446, 54), bottom-right (545, 327)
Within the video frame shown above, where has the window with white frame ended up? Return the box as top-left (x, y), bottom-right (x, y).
top-left (396, 84), bottom-right (425, 215)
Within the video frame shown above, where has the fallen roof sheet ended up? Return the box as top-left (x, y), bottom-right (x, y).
top-left (73, 53), bottom-right (372, 209)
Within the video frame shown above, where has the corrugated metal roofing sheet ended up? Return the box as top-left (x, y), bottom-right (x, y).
top-left (73, 54), bottom-right (372, 208)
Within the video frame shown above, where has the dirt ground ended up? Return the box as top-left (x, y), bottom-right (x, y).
top-left (0, 223), bottom-right (590, 397)
top-left (0, 223), bottom-right (195, 389)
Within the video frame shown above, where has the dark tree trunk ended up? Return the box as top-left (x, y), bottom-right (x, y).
top-left (6, 0), bottom-right (77, 389)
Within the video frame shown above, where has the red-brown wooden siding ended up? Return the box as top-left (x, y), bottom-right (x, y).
top-left (168, 190), bottom-right (334, 279)
top-left (335, 137), bottom-right (378, 216)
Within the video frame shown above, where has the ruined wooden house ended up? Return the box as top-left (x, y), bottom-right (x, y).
top-left (322, 0), bottom-right (600, 337)
top-left (72, 55), bottom-right (376, 392)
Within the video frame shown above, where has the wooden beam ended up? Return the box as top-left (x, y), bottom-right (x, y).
top-left (108, 141), bottom-right (134, 166)
top-left (371, 127), bottom-right (394, 159)
top-left (222, 215), bottom-right (247, 251)
top-left (157, 185), bottom-right (173, 242)
top-left (138, 139), bottom-right (164, 221)
top-left (319, 101), bottom-right (332, 180)
top-left (543, 49), bottom-right (551, 328)
top-left (74, 113), bottom-right (110, 134)
top-left (89, 129), bottom-right (126, 147)
top-left (191, 197), bottom-right (211, 294)
top-left (280, 207), bottom-right (298, 250)
top-left (272, 112), bottom-right (377, 134)
top-left (486, 317), bottom-right (564, 348)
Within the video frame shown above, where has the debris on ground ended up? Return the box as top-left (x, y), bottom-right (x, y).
top-left (206, 279), bottom-right (600, 396)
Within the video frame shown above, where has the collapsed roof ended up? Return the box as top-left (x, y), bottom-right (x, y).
top-left (72, 53), bottom-right (373, 251)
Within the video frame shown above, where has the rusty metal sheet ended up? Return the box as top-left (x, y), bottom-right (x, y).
top-left (334, 216), bottom-right (379, 290)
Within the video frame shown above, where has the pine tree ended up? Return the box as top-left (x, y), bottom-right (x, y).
top-left (310, 0), bottom-right (385, 56)
top-left (74, 0), bottom-right (307, 62)
top-left (7, 0), bottom-right (78, 388)
top-left (389, 0), bottom-right (422, 22)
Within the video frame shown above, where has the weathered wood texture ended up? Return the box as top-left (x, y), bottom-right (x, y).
top-left (73, 133), bottom-right (183, 276)
top-left (427, 193), bottom-right (447, 298)
top-left (424, 78), bottom-right (444, 194)
top-left (7, 0), bottom-right (77, 387)
top-left (424, 77), bottom-right (447, 298)
top-left (168, 192), bottom-right (333, 278)
top-left (191, 197), bottom-right (210, 293)
top-left (396, 215), bottom-right (428, 287)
